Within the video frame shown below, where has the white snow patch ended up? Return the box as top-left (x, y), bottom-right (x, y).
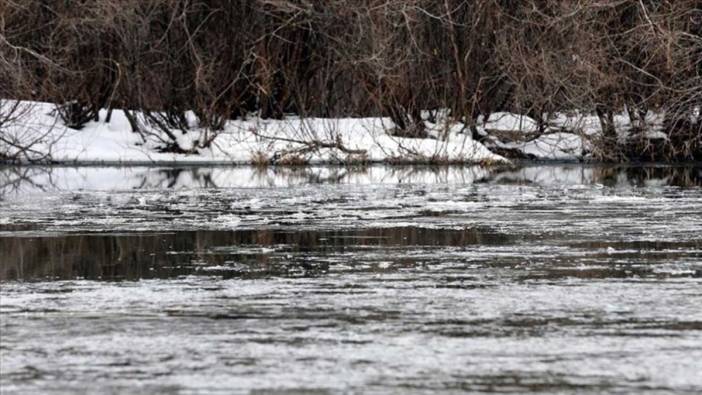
top-left (2, 102), bottom-right (506, 165)
top-left (483, 112), bottom-right (539, 133)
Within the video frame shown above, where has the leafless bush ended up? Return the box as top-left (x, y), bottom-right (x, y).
top-left (1, 0), bottom-right (700, 161)
top-left (1, 15), bottom-right (55, 162)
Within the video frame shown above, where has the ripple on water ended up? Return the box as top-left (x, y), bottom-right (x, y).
top-left (1, 164), bottom-right (701, 394)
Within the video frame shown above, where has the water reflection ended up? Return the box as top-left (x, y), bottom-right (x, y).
top-left (1, 164), bottom-right (701, 197)
top-left (0, 227), bottom-right (507, 281)
top-left (3, 226), bottom-right (699, 282)
top-left (593, 165), bottom-right (702, 187)
top-left (485, 164), bottom-right (702, 187)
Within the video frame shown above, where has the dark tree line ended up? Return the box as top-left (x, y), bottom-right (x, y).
top-left (1, 0), bottom-right (701, 160)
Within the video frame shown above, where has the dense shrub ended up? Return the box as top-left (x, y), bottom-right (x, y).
top-left (1, 0), bottom-right (700, 159)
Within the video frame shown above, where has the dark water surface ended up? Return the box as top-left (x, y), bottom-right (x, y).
top-left (1, 164), bottom-right (701, 394)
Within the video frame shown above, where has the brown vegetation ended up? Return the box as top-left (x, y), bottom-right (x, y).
top-left (1, 1), bottom-right (701, 160)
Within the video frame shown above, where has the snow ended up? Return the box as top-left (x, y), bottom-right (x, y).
top-left (519, 132), bottom-right (585, 159)
top-left (2, 102), bottom-right (506, 165)
top-left (1, 101), bottom-right (676, 164)
top-left (482, 112), bottom-right (539, 133)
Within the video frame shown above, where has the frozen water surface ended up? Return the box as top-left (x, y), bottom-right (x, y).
top-left (1, 164), bottom-right (701, 394)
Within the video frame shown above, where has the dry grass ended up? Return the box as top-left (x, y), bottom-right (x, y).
top-left (250, 150), bottom-right (270, 167)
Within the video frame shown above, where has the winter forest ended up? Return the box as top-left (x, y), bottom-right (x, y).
top-left (3, 2), bottom-right (702, 394)
top-left (1, 0), bottom-right (701, 163)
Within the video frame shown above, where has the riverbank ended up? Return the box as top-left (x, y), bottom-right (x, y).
top-left (1, 102), bottom-right (600, 166)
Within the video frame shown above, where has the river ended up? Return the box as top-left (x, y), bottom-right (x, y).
top-left (1, 164), bottom-right (701, 394)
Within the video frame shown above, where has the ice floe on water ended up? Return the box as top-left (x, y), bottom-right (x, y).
top-left (1, 164), bottom-right (701, 394)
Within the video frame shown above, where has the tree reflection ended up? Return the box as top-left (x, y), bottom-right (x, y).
top-left (0, 226), bottom-right (504, 281)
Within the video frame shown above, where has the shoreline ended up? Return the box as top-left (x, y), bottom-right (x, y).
top-left (3, 159), bottom-right (701, 168)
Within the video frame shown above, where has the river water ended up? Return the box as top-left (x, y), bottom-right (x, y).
top-left (1, 164), bottom-right (701, 394)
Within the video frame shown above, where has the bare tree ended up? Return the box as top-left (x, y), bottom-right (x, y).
top-left (1, 0), bottom-right (700, 160)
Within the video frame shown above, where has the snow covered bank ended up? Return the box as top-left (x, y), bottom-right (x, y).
top-left (475, 111), bottom-right (683, 161)
top-left (2, 102), bottom-right (509, 165)
top-left (5, 101), bottom-right (678, 165)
